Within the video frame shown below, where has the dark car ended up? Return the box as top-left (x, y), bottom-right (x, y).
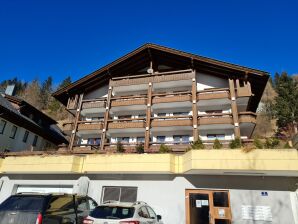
top-left (0, 193), bottom-right (98, 224)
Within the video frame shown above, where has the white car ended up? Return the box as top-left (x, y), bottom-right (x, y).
top-left (83, 201), bottom-right (163, 224)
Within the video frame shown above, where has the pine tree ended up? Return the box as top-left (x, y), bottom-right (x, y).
top-left (40, 76), bottom-right (53, 109)
top-left (22, 79), bottom-right (42, 109)
top-left (274, 72), bottom-right (298, 135)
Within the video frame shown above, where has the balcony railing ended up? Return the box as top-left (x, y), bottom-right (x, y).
top-left (81, 98), bottom-right (106, 109)
top-left (62, 122), bottom-right (74, 133)
top-left (238, 112), bottom-right (257, 123)
top-left (197, 88), bottom-right (230, 100)
top-left (77, 120), bottom-right (104, 131)
top-left (151, 116), bottom-right (193, 127)
top-left (110, 69), bottom-right (195, 87)
top-left (235, 80), bottom-right (252, 97)
top-left (110, 95), bottom-right (147, 107)
top-left (152, 91), bottom-right (192, 104)
top-left (108, 118), bottom-right (146, 129)
top-left (198, 113), bottom-right (233, 125)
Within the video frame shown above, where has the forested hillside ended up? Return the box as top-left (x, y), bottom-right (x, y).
top-left (0, 76), bottom-right (71, 121)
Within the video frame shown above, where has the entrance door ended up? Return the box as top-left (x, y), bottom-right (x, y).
top-left (185, 189), bottom-right (232, 224)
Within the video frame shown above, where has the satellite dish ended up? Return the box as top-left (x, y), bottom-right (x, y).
top-left (147, 68), bottom-right (154, 74)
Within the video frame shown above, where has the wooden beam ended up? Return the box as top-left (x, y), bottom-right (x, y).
top-left (229, 79), bottom-right (241, 138)
top-left (145, 82), bottom-right (153, 151)
top-left (68, 93), bottom-right (84, 150)
top-left (192, 70), bottom-right (198, 141)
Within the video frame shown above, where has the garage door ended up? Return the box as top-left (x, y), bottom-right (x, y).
top-left (16, 185), bottom-right (73, 194)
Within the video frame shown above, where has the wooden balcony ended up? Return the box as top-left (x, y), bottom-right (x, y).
top-left (151, 116), bottom-right (193, 127)
top-left (236, 80), bottom-right (252, 97)
top-left (77, 121), bottom-right (104, 131)
top-left (62, 122), bottom-right (74, 134)
top-left (82, 99), bottom-right (106, 109)
top-left (111, 95), bottom-right (147, 107)
top-left (197, 88), bottom-right (230, 100)
top-left (67, 96), bottom-right (78, 110)
top-left (152, 91), bottom-right (192, 104)
top-left (238, 112), bottom-right (257, 124)
top-left (108, 118), bottom-right (146, 129)
top-left (198, 113), bottom-right (233, 125)
top-left (110, 69), bottom-right (195, 87)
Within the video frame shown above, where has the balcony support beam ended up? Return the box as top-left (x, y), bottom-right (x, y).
top-left (229, 79), bottom-right (241, 138)
top-left (101, 84), bottom-right (113, 150)
top-left (68, 93), bottom-right (84, 150)
top-left (145, 82), bottom-right (153, 151)
top-left (192, 71), bottom-right (198, 141)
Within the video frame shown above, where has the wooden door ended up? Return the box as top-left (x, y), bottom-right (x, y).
top-left (185, 189), bottom-right (232, 224)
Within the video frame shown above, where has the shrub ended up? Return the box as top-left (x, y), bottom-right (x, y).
top-left (159, 144), bottom-right (171, 153)
top-left (264, 137), bottom-right (280, 149)
top-left (213, 139), bottom-right (223, 149)
top-left (136, 143), bottom-right (145, 153)
top-left (116, 141), bottom-right (125, 153)
top-left (253, 137), bottom-right (263, 149)
top-left (191, 138), bottom-right (205, 149)
top-left (229, 137), bottom-right (242, 149)
top-left (283, 142), bottom-right (292, 149)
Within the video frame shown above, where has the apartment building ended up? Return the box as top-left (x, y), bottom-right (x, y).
top-left (53, 43), bottom-right (268, 152)
top-left (0, 92), bottom-right (67, 152)
top-left (1, 44), bottom-right (297, 224)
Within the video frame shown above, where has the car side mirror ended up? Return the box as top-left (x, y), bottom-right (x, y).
top-left (157, 215), bottom-right (162, 221)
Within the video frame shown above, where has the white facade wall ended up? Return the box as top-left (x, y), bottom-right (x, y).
top-left (0, 175), bottom-right (297, 224)
top-left (83, 84), bottom-right (109, 99)
top-left (196, 72), bottom-right (229, 91)
top-left (0, 118), bottom-right (53, 152)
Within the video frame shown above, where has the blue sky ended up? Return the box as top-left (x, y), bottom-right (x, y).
top-left (0, 0), bottom-right (297, 86)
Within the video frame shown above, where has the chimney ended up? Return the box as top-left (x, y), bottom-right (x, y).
top-left (5, 85), bottom-right (16, 96)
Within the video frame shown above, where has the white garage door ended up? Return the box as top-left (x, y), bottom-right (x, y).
top-left (16, 185), bottom-right (73, 194)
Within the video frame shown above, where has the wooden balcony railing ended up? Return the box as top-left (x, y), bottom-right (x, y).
top-left (81, 98), bottom-right (106, 109)
top-left (77, 120), bottom-right (104, 131)
top-left (197, 88), bottom-right (230, 100)
top-left (151, 116), bottom-right (193, 127)
top-left (235, 80), bottom-right (252, 97)
top-left (108, 118), bottom-right (146, 129)
top-left (152, 91), bottom-right (192, 104)
top-left (110, 69), bottom-right (195, 87)
top-left (198, 113), bottom-right (233, 125)
top-left (238, 112), bottom-right (257, 123)
top-left (111, 95), bottom-right (147, 107)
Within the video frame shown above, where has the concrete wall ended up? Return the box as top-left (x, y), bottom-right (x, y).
top-left (0, 174), bottom-right (297, 224)
top-left (0, 118), bottom-right (53, 152)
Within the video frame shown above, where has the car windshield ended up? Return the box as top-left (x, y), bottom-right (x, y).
top-left (0, 196), bottom-right (45, 211)
top-left (90, 206), bottom-right (135, 219)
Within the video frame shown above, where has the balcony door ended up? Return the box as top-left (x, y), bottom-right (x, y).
top-left (185, 189), bottom-right (232, 224)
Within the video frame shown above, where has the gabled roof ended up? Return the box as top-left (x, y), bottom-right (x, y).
top-left (53, 43), bottom-right (269, 111)
top-left (0, 94), bottom-right (67, 145)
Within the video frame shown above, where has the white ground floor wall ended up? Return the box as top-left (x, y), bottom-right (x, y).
top-left (0, 174), bottom-right (297, 224)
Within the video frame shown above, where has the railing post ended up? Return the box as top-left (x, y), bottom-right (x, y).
top-left (192, 70), bottom-right (198, 141)
top-left (68, 93), bottom-right (84, 150)
top-left (229, 79), bottom-right (241, 138)
top-left (101, 81), bottom-right (113, 150)
top-left (145, 82), bottom-right (153, 151)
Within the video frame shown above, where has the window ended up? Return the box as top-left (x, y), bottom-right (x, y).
top-left (32, 135), bottom-right (38, 146)
top-left (138, 206), bottom-right (150, 218)
top-left (173, 135), bottom-right (189, 143)
top-left (9, 125), bottom-right (17, 139)
top-left (92, 117), bottom-right (104, 121)
top-left (146, 206), bottom-right (157, 219)
top-left (138, 114), bottom-right (146, 118)
top-left (118, 115), bottom-right (132, 120)
top-left (90, 206), bottom-right (135, 219)
top-left (117, 137), bottom-right (129, 143)
top-left (0, 120), bottom-right (6, 134)
top-left (88, 198), bottom-right (98, 211)
top-left (206, 110), bottom-right (222, 114)
top-left (137, 137), bottom-right (145, 143)
top-left (207, 134), bottom-right (225, 140)
top-left (173, 112), bottom-right (189, 116)
top-left (23, 130), bottom-right (29, 143)
top-left (101, 186), bottom-right (137, 203)
top-left (157, 136), bottom-right (165, 143)
top-left (87, 138), bottom-right (101, 145)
